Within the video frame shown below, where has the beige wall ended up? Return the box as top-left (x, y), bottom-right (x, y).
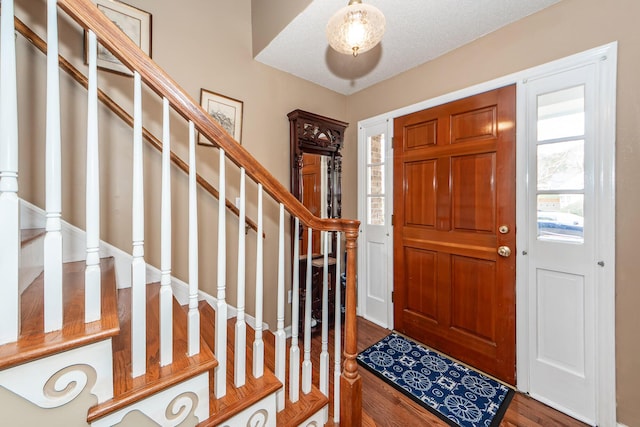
top-left (345, 0), bottom-right (640, 424)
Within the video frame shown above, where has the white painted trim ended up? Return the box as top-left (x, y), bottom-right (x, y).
top-left (212, 391), bottom-right (277, 427)
top-left (298, 405), bottom-right (327, 427)
top-left (0, 339), bottom-right (114, 407)
top-left (91, 372), bottom-right (210, 427)
top-left (19, 229), bottom-right (44, 295)
top-left (357, 41), bottom-right (618, 427)
top-left (356, 118), bottom-right (394, 329)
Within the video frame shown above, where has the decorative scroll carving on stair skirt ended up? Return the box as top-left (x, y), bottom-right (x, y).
top-left (19, 199), bottom-right (269, 332)
top-left (298, 405), bottom-right (327, 427)
top-left (220, 392), bottom-right (277, 427)
top-left (0, 339), bottom-right (113, 407)
top-left (91, 373), bottom-right (209, 427)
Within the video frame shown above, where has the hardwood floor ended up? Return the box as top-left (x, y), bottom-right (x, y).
top-left (336, 317), bottom-right (589, 426)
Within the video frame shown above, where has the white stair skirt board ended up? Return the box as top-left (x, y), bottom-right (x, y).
top-left (18, 199), bottom-right (269, 331)
top-left (91, 373), bottom-right (210, 427)
top-left (19, 228), bottom-right (44, 294)
top-left (217, 392), bottom-right (277, 427)
top-left (297, 405), bottom-right (328, 427)
top-left (0, 339), bottom-right (113, 407)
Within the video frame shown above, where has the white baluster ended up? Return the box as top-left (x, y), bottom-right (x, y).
top-left (187, 121), bottom-right (200, 357)
top-left (234, 168), bottom-right (246, 386)
top-left (84, 30), bottom-right (101, 327)
top-left (252, 184), bottom-right (264, 379)
top-left (275, 204), bottom-right (286, 411)
top-left (320, 232), bottom-right (331, 422)
top-left (215, 149), bottom-right (227, 398)
top-left (159, 97), bottom-right (173, 367)
top-left (302, 227), bottom-right (313, 394)
top-left (289, 217), bottom-right (301, 403)
top-left (0, 0), bottom-right (20, 345)
top-left (320, 233), bottom-right (330, 400)
top-left (333, 232), bottom-right (342, 423)
top-left (44, 0), bottom-right (63, 331)
top-left (131, 71), bottom-right (146, 377)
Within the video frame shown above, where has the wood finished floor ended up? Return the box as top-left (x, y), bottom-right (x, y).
top-left (340, 317), bottom-right (589, 427)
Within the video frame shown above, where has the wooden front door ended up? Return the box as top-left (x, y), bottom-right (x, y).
top-left (393, 85), bottom-right (516, 384)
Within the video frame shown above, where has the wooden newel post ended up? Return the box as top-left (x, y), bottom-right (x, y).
top-left (340, 228), bottom-right (362, 426)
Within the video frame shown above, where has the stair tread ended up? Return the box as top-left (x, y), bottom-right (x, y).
top-left (268, 326), bottom-right (330, 427)
top-left (197, 301), bottom-right (330, 426)
top-left (87, 283), bottom-right (217, 423)
top-left (0, 257), bottom-right (119, 370)
top-left (20, 228), bottom-right (45, 247)
top-left (198, 301), bottom-right (282, 426)
top-left (277, 383), bottom-right (328, 426)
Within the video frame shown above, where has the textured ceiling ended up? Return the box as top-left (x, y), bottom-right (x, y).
top-left (255, 0), bottom-right (561, 95)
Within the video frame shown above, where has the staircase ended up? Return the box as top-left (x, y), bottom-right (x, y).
top-left (0, 0), bottom-right (362, 425)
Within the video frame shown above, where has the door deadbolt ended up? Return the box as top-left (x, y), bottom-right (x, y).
top-left (498, 225), bottom-right (509, 234)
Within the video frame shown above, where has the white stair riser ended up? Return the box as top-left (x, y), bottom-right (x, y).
top-left (219, 392), bottom-right (277, 427)
top-left (297, 405), bottom-right (328, 427)
top-left (0, 339), bottom-right (113, 408)
top-left (91, 372), bottom-right (209, 427)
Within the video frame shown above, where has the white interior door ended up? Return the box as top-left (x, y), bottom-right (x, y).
top-left (357, 120), bottom-right (393, 328)
top-left (523, 63), bottom-right (606, 425)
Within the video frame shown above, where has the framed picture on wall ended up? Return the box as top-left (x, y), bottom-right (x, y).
top-left (85, 0), bottom-right (152, 76)
top-left (199, 89), bottom-right (244, 145)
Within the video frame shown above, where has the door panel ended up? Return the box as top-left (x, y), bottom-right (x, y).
top-left (451, 153), bottom-right (496, 232)
top-left (451, 106), bottom-right (497, 143)
top-left (394, 85), bottom-right (516, 384)
top-left (404, 247), bottom-right (438, 321)
top-left (404, 161), bottom-right (437, 227)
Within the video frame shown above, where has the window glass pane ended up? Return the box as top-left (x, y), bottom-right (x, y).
top-left (537, 194), bottom-right (584, 243)
top-left (368, 134), bottom-right (385, 164)
top-left (368, 197), bottom-right (385, 226)
top-left (367, 165), bottom-right (385, 195)
top-left (537, 85), bottom-right (584, 141)
top-left (537, 140), bottom-right (584, 191)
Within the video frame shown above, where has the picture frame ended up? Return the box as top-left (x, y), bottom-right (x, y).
top-left (85, 0), bottom-right (152, 76)
top-left (199, 89), bottom-right (244, 145)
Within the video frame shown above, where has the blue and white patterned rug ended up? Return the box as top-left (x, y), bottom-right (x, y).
top-left (357, 333), bottom-right (514, 427)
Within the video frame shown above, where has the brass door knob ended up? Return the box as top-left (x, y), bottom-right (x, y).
top-left (497, 246), bottom-right (512, 257)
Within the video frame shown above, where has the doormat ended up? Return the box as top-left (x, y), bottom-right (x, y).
top-left (357, 333), bottom-right (514, 427)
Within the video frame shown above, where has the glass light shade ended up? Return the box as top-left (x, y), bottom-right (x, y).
top-left (326, 1), bottom-right (385, 57)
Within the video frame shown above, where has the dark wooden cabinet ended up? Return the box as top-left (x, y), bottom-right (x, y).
top-left (298, 256), bottom-right (340, 335)
top-left (288, 110), bottom-right (348, 336)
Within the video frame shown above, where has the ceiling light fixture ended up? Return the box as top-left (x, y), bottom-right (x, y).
top-left (326, 0), bottom-right (386, 57)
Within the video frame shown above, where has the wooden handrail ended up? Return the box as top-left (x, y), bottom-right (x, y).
top-left (12, 15), bottom-right (262, 237)
top-left (57, 0), bottom-right (359, 235)
top-left (53, 1), bottom-right (362, 424)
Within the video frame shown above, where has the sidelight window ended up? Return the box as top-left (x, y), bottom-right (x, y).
top-left (536, 85), bottom-right (585, 243)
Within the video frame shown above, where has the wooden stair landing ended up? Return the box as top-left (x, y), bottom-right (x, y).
top-left (88, 283), bottom-right (217, 423)
top-left (0, 257), bottom-right (119, 370)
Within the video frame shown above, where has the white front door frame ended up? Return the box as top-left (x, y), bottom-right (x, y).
top-left (356, 41), bottom-right (617, 427)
